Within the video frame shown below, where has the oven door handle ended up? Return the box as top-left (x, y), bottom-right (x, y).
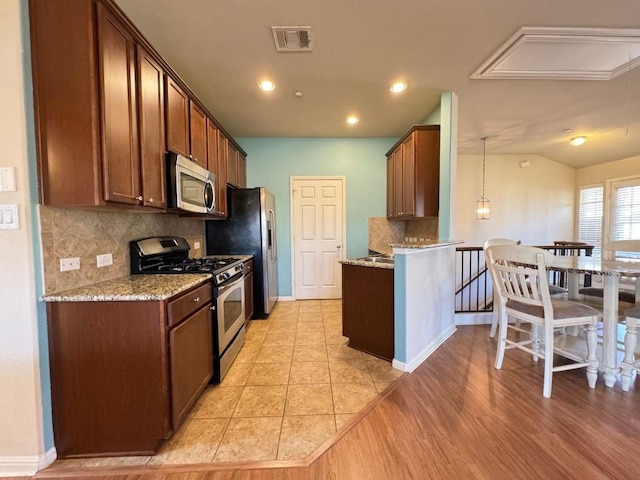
top-left (217, 273), bottom-right (244, 295)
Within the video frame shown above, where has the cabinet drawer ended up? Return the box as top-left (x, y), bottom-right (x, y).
top-left (242, 259), bottom-right (254, 275)
top-left (167, 283), bottom-right (212, 327)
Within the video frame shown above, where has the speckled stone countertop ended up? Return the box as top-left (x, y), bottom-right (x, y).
top-left (42, 274), bottom-right (212, 302)
top-left (391, 239), bottom-right (464, 249)
top-left (339, 259), bottom-right (394, 269)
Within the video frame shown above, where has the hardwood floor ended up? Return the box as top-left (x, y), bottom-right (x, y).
top-left (34, 325), bottom-right (640, 479)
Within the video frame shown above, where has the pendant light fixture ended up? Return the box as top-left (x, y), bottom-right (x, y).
top-left (477, 137), bottom-right (490, 220)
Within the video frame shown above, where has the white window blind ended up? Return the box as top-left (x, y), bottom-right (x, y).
top-left (578, 185), bottom-right (603, 258)
top-left (611, 180), bottom-right (640, 259)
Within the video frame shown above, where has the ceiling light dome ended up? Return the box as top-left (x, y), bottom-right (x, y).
top-left (346, 116), bottom-right (359, 125)
top-left (570, 136), bottom-right (586, 146)
top-left (258, 80), bottom-right (276, 91)
top-left (389, 82), bottom-right (407, 93)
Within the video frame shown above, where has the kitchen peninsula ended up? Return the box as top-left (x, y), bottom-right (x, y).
top-left (341, 240), bottom-right (461, 373)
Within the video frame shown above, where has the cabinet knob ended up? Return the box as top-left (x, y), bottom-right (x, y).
top-left (147, 197), bottom-right (154, 203)
top-left (136, 195), bottom-right (143, 201)
top-left (193, 297), bottom-right (200, 302)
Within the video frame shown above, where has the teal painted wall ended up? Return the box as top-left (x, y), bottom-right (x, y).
top-left (21, 0), bottom-right (54, 451)
top-left (237, 138), bottom-right (396, 297)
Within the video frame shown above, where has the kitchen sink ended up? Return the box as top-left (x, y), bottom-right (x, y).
top-left (356, 256), bottom-right (395, 264)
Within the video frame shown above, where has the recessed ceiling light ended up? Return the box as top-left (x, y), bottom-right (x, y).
top-left (294, 91), bottom-right (304, 97)
top-left (389, 82), bottom-right (407, 93)
top-left (346, 116), bottom-right (359, 125)
top-left (258, 80), bottom-right (276, 91)
top-left (570, 136), bottom-right (586, 146)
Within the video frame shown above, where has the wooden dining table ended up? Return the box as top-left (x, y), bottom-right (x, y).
top-left (549, 255), bottom-right (640, 388)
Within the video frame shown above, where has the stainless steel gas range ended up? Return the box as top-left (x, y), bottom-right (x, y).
top-left (130, 236), bottom-right (245, 382)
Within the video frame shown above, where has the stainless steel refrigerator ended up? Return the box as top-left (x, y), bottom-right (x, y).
top-left (205, 187), bottom-right (278, 317)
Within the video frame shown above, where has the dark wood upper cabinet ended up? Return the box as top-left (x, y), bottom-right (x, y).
top-left (227, 142), bottom-right (239, 187)
top-left (238, 152), bottom-right (247, 188)
top-left (207, 122), bottom-right (228, 218)
top-left (226, 142), bottom-right (247, 188)
top-left (189, 103), bottom-right (207, 166)
top-left (386, 125), bottom-right (440, 219)
top-left (165, 77), bottom-right (190, 157)
top-left (30, 0), bottom-right (247, 211)
top-left (97, 4), bottom-right (140, 205)
top-left (136, 45), bottom-right (166, 209)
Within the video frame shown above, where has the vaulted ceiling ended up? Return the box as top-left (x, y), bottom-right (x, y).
top-left (115, 0), bottom-right (640, 168)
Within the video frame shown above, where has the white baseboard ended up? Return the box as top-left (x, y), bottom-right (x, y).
top-left (277, 296), bottom-right (295, 301)
top-left (0, 447), bottom-right (57, 476)
top-left (392, 325), bottom-right (457, 372)
top-left (455, 312), bottom-right (493, 325)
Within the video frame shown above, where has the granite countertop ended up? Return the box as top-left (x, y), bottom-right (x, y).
top-left (42, 274), bottom-right (212, 302)
top-left (340, 258), bottom-right (394, 269)
top-left (391, 239), bottom-right (464, 249)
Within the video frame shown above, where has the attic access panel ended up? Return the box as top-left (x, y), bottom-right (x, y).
top-left (471, 27), bottom-right (640, 80)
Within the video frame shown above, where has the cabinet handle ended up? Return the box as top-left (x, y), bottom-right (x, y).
top-left (136, 195), bottom-right (143, 201)
top-left (210, 305), bottom-right (216, 311)
top-left (192, 297), bottom-right (200, 302)
top-left (147, 197), bottom-right (154, 203)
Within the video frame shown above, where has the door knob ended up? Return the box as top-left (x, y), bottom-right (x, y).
top-left (337, 245), bottom-right (342, 249)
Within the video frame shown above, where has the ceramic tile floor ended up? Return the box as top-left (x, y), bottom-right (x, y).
top-left (49, 299), bottom-right (404, 468)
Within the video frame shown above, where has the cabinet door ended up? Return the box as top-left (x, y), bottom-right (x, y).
top-left (392, 147), bottom-right (403, 217)
top-left (237, 152), bottom-right (247, 188)
top-left (165, 77), bottom-right (189, 156)
top-left (386, 155), bottom-right (394, 218)
top-left (402, 133), bottom-right (415, 217)
top-left (227, 142), bottom-right (239, 187)
top-left (97, 4), bottom-right (140, 205)
top-left (169, 306), bottom-right (213, 429)
top-left (136, 45), bottom-right (166, 209)
top-left (189, 102), bottom-right (207, 166)
top-left (216, 131), bottom-right (229, 216)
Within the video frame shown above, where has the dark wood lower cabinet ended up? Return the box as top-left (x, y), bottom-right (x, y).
top-left (342, 264), bottom-right (394, 361)
top-left (46, 283), bottom-right (213, 457)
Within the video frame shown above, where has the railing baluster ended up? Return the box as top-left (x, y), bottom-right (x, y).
top-left (455, 242), bottom-right (594, 314)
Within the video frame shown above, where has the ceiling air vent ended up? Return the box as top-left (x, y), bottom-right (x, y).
top-left (271, 26), bottom-right (313, 52)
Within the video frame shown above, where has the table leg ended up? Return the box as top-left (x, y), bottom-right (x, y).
top-left (566, 272), bottom-right (580, 336)
top-left (602, 275), bottom-right (620, 388)
top-left (567, 272), bottom-right (580, 300)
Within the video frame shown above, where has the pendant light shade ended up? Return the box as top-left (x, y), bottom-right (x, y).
top-left (477, 137), bottom-right (490, 220)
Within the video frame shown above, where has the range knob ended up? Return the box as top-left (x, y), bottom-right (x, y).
top-left (222, 272), bottom-right (230, 280)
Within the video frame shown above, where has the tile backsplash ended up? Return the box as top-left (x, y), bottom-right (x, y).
top-left (368, 216), bottom-right (438, 254)
top-left (39, 206), bottom-right (205, 295)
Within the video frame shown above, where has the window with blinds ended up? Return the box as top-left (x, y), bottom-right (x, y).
top-left (578, 185), bottom-right (603, 258)
top-left (611, 179), bottom-right (640, 259)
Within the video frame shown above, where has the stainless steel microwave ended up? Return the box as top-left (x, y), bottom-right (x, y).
top-left (167, 153), bottom-right (215, 214)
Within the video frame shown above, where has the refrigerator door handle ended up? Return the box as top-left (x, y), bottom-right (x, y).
top-left (269, 209), bottom-right (277, 262)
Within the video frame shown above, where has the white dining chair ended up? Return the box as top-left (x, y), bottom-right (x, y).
top-left (487, 244), bottom-right (599, 398)
top-left (621, 304), bottom-right (640, 392)
top-left (483, 238), bottom-right (567, 338)
top-left (483, 238), bottom-right (518, 338)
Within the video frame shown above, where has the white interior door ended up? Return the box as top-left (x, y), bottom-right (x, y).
top-left (292, 177), bottom-right (345, 299)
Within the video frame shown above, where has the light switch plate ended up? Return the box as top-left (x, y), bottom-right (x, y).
top-left (0, 204), bottom-right (19, 229)
top-left (0, 168), bottom-right (17, 192)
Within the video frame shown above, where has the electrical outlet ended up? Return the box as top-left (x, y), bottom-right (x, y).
top-left (194, 241), bottom-right (201, 249)
top-left (96, 253), bottom-right (113, 267)
top-left (60, 257), bottom-right (80, 271)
